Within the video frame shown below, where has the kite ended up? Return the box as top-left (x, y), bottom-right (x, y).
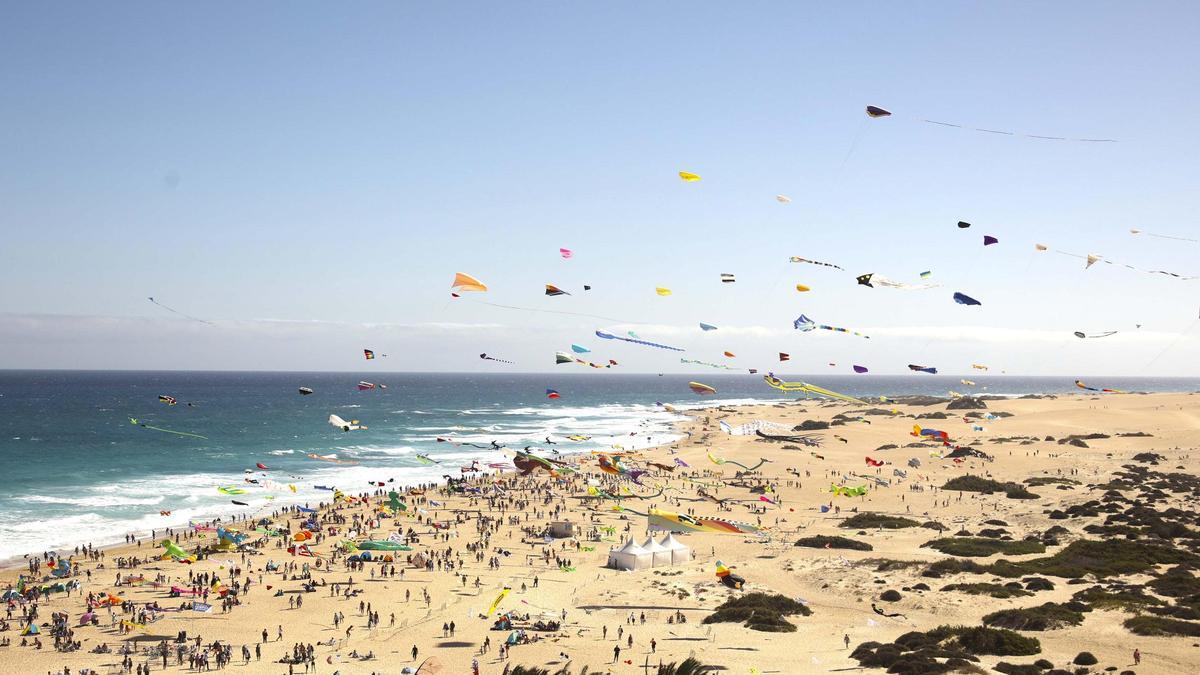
top-left (795, 283), bottom-right (811, 292)
top-left (451, 272), bottom-right (488, 294)
top-left (852, 365), bottom-right (869, 374)
top-left (707, 450), bottom-right (769, 472)
top-left (972, 364), bottom-right (989, 371)
top-left (298, 387), bottom-right (314, 395)
top-left (789, 256), bottom-right (844, 270)
top-left (958, 221), bottom-right (971, 229)
top-left (680, 358), bottom-right (736, 370)
top-left (778, 353), bottom-right (790, 361)
top-left (920, 271), bottom-right (932, 279)
top-left (953, 292), bottom-right (982, 306)
top-left (364, 349), bottom-right (375, 360)
top-left (689, 381), bottom-right (717, 395)
top-left (545, 284), bottom-right (570, 296)
top-left (830, 484), bottom-right (868, 497)
top-left (231, 500), bottom-right (249, 506)
top-left (415, 454), bottom-right (437, 465)
top-left (865, 457), bottom-right (885, 467)
top-left (720, 273), bottom-right (736, 283)
top-left (1074, 330), bottom-right (1118, 339)
top-left (865, 105), bottom-right (1117, 142)
top-left (486, 587), bottom-right (512, 616)
top-left (794, 314), bottom-right (870, 338)
top-left (960, 379), bottom-right (975, 386)
top-left (129, 418), bottom-right (207, 440)
top-left (513, 451), bottom-right (571, 476)
top-left (715, 561), bottom-right (745, 589)
top-left (776, 195), bottom-right (791, 203)
top-left (1040, 247), bottom-right (1197, 279)
top-left (255, 462), bottom-right (269, 470)
top-left (357, 381), bottom-right (376, 391)
top-left (983, 235), bottom-right (999, 246)
top-left (1074, 380), bottom-right (1126, 394)
top-left (857, 272), bottom-right (938, 290)
top-left (329, 414), bottom-right (365, 431)
top-left (559, 247), bottom-right (573, 258)
top-left (596, 454), bottom-right (645, 483)
top-left (678, 171), bottom-right (701, 182)
top-left (911, 425), bottom-right (951, 444)
top-left (583, 285), bottom-right (591, 290)
top-left (160, 539), bottom-right (196, 563)
top-left (595, 330), bottom-right (684, 352)
top-left (570, 344), bottom-right (590, 354)
top-left (1130, 228), bottom-right (1198, 243)
top-left (566, 435), bottom-right (591, 441)
top-left (723, 351), bottom-right (736, 358)
top-left (908, 365), bottom-right (938, 374)
top-left (762, 375), bottom-right (866, 404)
top-left (480, 353), bottom-right (514, 364)
top-left (147, 296), bottom-right (213, 325)
top-left (158, 395), bottom-right (177, 405)
top-left (555, 352), bottom-right (573, 365)
top-left (699, 322), bottom-right (717, 331)
top-left (557, 351), bottom-right (616, 369)
top-left (655, 287), bottom-right (672, 296)
top-left (546, 389), bottom-right (561, 399)
top-left (619, 506), bottom-right (764, 536)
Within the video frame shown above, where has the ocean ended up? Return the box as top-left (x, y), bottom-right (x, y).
top-left (0, 370), bottom-right (1195, 560)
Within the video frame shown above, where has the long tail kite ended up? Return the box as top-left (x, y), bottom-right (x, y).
top-left (616, 506), bottom-right (764, 537)
top-left (681, 358), bottom-right (737, 370)
top-left (595, 330), bottom-right (685, 352)
top-left (147, 297), bottom-right (213, 325)
top-left (129, 418), bottom-right (208, 440)
top-left (1075, 379), bottom-right (1126, 394)
top-left (753, 430), bottom-right (823, 446)
top-left (865, 105), bottom-right (1117, 143)
top-left (1130, 228), bottom-right (1198, 243)
top-left (1073, 331), bottom-right (1118, 339)
top-left (707, 450), bottom-right (769, 472)
top-left (763, 374), bottom-right (866, 404)
top-left (788, 256), bottom-right (844, 271)
top-left (794, 314), bottom-right (870, 338)
top-left (480, 353), bottom-right (514, 364)
top-left (830, 484), bottom-right (868, 497)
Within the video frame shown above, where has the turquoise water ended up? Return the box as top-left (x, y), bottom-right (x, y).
top-left (0, 370), bottom-right (1194, 559)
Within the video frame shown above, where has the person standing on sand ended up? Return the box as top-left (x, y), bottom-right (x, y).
top-left (1134, 649), bottom-right (1141, 665)
top-left (844, 633), bottom-right (850, 649)
top-left (613, 645), bottom-right (621, 663)
top-left (412, 644), bottom-right (419, 661)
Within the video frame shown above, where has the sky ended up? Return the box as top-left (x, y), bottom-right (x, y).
top-left (1, 2), bottom-right (1197, 375)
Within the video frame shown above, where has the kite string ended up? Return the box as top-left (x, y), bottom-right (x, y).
top-left (457, 297), bottom-right (654, 325)
top-left (1143, 319), bottom-right (1199, 370)
top-left (147, 297), bottom-right (214, 325)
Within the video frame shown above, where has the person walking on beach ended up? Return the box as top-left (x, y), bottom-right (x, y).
top-left (412, 644), bottom-right (419, 661)
top-left (1134, 648), bottom-right (1141, 665)
top-left (844, 633), bottom-right (850, 649)
top-left (613, 645), bottom-right (621, 663)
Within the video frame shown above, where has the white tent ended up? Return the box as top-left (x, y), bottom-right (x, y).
top-left (658, 532), bottom-right (692, 565)
top-left (607, 538), bottom-right (652, 571)
top-left (641, 535), bottom-right (672, 567)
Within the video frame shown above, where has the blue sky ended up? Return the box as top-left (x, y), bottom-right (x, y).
top-left (1, 2), bottom-right (1197, 374)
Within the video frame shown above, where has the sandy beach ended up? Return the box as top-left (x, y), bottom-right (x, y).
top-left (4, 391), bottom-right (1199, 675)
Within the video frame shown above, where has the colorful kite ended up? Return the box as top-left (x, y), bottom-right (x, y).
top-left (778, 353), bottom-right (790, 361)
top-left (983, 235), bottom-right (999, 246)
top-left (559, 248), bottom-right (573, 258)
top-left (789, 256), bottom-right (844, 271)
top-left (571, 344), bottom-right (590, 353)
top-left (776, 195), bottom-right (791, 203)
top-left (715, 560), bottom-right (745, 589)
top-left (972, 364), bottom-right (989, 371)
top-left (1130, 228), bottom-right (1198, 243)
top-left (699, 322), bottom-right (717, 331)
top-left (595, 330), bottom-right (685, 352)
top-left (621, 507), bottom-right (764, 536)
top-left (678, 171), bottom-right (701, 182)
top-left (911, 424), bottom-right (950, 444)
top-left (597, 454), bottom-right (645, 483)
top-left (298, 387), bottom-right (314, 395)
top-left (830, 484), bottom-right (868, 497)
top-left (546, 389), bottom-right (561, 399)
top-left (363, 349), bottom-right (375, 360)
top-left (451, 272), bottom-right (488, 294)
top-left (357, 381), bottom-right (377, 391)
top-left (1074, 380), bottom-right (1126, 394)
top-left (689, 381), bottom-right (717, 395)
top-left (852, 365), bottom-right (869, 374)
top-left (655, 287), bottom-right (672, 296)
top-left (486, 588), bottom-right (511, 616)
top-left (908, 365), bottom-right (938, 374)
top-left (545, 284), bottom-right (570, 296)
top-left (158, 395), bottom-right (177, 406)
top-left (680, 358), bottom-right (736, 370)
top-left (953, 292), bottom-right (982, 306)
top-left (864, 457), bottom-right (885, 467)
top-left (762, 375), bottom-right (865, 404)
top-left (794, 314), bottom-right (870, 338)
top-left (795, 283), bottom-right (811, 292)
top-left (707, 449), bottom-right (769, 472)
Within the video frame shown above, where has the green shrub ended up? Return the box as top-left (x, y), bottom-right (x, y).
top-left (1123, 615), bottom-right (1200, 637)
top-left (983, 603), bottom-right (1086, 631)
top-left (1072, 652), bottom-right (1097, 666)
top-left (794, 535), bottom-right (872, 551)
top-left (941, 583), bottom-right (1033, 599)
top-left (702, 592), bottom-right (810, 633)
top-left (923, 538), bottom-right (1045, 558)
top-left (839, 512), bottom-right (921, 529)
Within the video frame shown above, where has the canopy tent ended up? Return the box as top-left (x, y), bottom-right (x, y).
top-left (641, 535), bottom-right (672, 567)
top-left (658, 532), bottom-right (692, 564)
top-left (607, 537), bottom-right (652, 571)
